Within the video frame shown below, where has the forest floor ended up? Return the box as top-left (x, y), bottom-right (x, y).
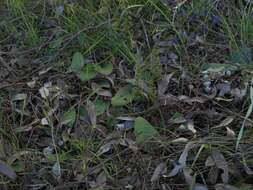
top-left (0, 0), bottom-right (253, 189)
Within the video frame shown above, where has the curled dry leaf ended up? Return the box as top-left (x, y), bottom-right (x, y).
top-left (167, 142), bottom-right (195, 177)
top-left (171, 137), bottom-right (189, 143)
top-left (39, 82), bottom-right (52, 99)
top-left (213, 116), bottom-right (234, 129)
top-left (187, 121), bottom-right (197, 134)
top-left (97, 140), bottom-right (118, 155)
top-left (179, 120), bottom-right (196, 134)
top-left (151, 162), bottom-right (167, 183)
top-left (119, 138), bottom-right (138, 152)
top-left (226, 127), bottom-right (235, 137)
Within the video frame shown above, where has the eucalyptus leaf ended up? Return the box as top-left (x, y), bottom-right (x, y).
top-left (78, 64), bottom-right (97, 82)
top-left (111, 85), bottom-right (135, 106)
top-left (134, 117), bottom-right (158, 143)
top-left (95, 62), bottom-right (113, 75)
top-left (61, 107), bottom-right (76, 127)
top-left (94, 99), bottom-right (109, 116)
top-left (70, 52), bottom-right (84, 72)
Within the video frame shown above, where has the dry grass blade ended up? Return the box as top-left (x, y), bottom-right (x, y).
top-left (236, 78), bottom-right (253, 151)
top-left (151, 162), bottom-right (167, 183)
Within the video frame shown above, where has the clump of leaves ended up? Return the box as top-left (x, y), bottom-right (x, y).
top-left (70, 52), bottom-right (113, 82)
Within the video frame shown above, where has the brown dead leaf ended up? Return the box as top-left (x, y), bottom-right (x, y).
top-left (226, 127), bottom-right (235, 137)
top-left (213, 116), bottom-right (234, 129)
top-left (97, 140), bottom-right (118, 155)
top-left (0, 160), bottom-right (17, 180)
top-left (151, 162), bottom-right (167, 183)
top-left (167, 142), bottom-right (195, 177)
top-left (171, 137), bottom-right (189, 143)
top-left (119, 138), bottom-right (138, 152)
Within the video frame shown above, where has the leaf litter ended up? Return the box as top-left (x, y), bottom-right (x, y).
top-left (1, 1), bottom-right (253, 189)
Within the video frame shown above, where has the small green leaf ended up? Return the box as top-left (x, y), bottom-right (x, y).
top-left (70, 52), bottom-right (84, 72)
top-left (61, 107), bottom-right (76, 127)
top-left (78, 64), bottom-right (97, 81)
top-left (94, 99), bottom-right (109, 116)
top-left (111, 85), bottom-right (135, 106)
top-left (134, 117), bottom-right (158, 143)
top-left (78, 32), bottom-right (86, 47)
top-left (95, 62), bottom-right (113, 75)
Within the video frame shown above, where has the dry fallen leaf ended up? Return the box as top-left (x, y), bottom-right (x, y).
top-left (226, 127), bottom-right (235, 137)
top-left (213, 116), bottom-right (234, 129)
top-left (0, 160), bottom-right (17, 180)
top-left (167, 142), bottom-right (195, 177)
top-left (26, 80), bottom-right (36, 88)
top-left (97, 140), bottom-right (118, 155)
top-left (151, 162), bottom-right (167, 183)
top-left (158, 73), bottom-right (174, 96)
top-left (119, 138), bottom-right (138, 152)
top-left (171, 137), bottom-right (189, 143)
top-left (187, 121), bottom-right (197, 134)
top-left (39, 82), bottom-right (53, 99)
